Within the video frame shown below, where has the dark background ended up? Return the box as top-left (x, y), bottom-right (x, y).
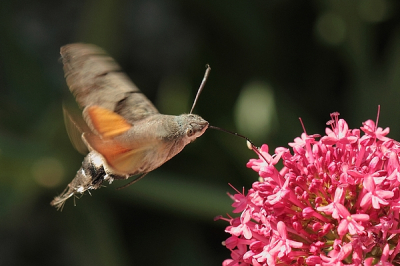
top-left (1, 0), bottom-right (400, 265)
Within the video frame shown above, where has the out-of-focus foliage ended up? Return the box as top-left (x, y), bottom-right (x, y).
top-left (1, 0), bottom-right (400, 265)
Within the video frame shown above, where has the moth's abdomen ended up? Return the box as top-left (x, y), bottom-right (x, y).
top-left (50, 152), bottom-right (120, 210)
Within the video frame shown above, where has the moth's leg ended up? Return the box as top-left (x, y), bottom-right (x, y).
top-left (116, 173), bottom-right (149, 190)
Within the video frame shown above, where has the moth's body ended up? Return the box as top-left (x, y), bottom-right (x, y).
top-left (51, 44), bottom-right (208, 209)
top-left (85, 113), bottom-right (208, 176)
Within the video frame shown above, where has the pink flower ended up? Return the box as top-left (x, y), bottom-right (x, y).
top-left (360, 174), bottom-right (394, 210)
top-left (335, 203), bottom-right (369, 236)
top-left (218, 112), bottom-right (400, 265)
top-left (317, 187), bottom-right (345, 219)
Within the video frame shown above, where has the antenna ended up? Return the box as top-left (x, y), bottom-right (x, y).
top-left (190, 64), bottom-right (211, 114)
top-left (209, 125), bottom-right (268, 163)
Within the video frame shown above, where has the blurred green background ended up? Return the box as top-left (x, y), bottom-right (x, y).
top-left (1, 0), bottom-right (400, 265)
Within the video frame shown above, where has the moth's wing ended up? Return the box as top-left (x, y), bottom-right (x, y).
top-left (63, 104), bottom-right (90, 155)
top-left (83, 105), bottom-right (132, 138)
top-left (60, 43), bottom-right (159, 125)
top-left (81, 105), bottom-right (156, 175)
top-left (83, 132), bottom-right (158, 175)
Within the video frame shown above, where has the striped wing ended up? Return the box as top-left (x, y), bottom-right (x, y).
top-left (60, 43), bottom-right (159, 125)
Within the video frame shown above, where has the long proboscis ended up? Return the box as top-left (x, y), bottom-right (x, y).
top-left (208, 125), bottom-right (268, 162)
top-left (189, 66), bottom-right (267, 162)
top-left (190, 64), bottom-right (211, 114)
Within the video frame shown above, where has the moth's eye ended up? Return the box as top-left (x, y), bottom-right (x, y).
top-left (187, 128), bottom-right (194, 137)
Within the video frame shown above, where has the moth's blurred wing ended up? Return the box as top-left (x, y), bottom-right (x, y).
top-left (60, 43), bottom-right (159, 124)
top-left (83, 132), bottom-right (156, 175)
top-left (63, 105), bottom-right (90, 155)
top-left (81, 105), bottom-right (152, 174)
top-left (83, 105), bottom-right (132, 138)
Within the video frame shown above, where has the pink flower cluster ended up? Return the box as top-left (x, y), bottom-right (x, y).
top-left (219, 112), bottom-right (400, 266)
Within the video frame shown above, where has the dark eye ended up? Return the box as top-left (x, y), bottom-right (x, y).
top-left (187, 128), bottom-right (194, 137)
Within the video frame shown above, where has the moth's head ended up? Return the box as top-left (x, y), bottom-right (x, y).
top-left (178, 114), bottom-right (209, 142)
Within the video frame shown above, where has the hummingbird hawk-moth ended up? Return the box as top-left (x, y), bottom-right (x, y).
top-left (51, 43), bottom-right (209, 209)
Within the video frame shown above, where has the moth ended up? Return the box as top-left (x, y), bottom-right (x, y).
top-left (51, 43), bottom-right (209, 209)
